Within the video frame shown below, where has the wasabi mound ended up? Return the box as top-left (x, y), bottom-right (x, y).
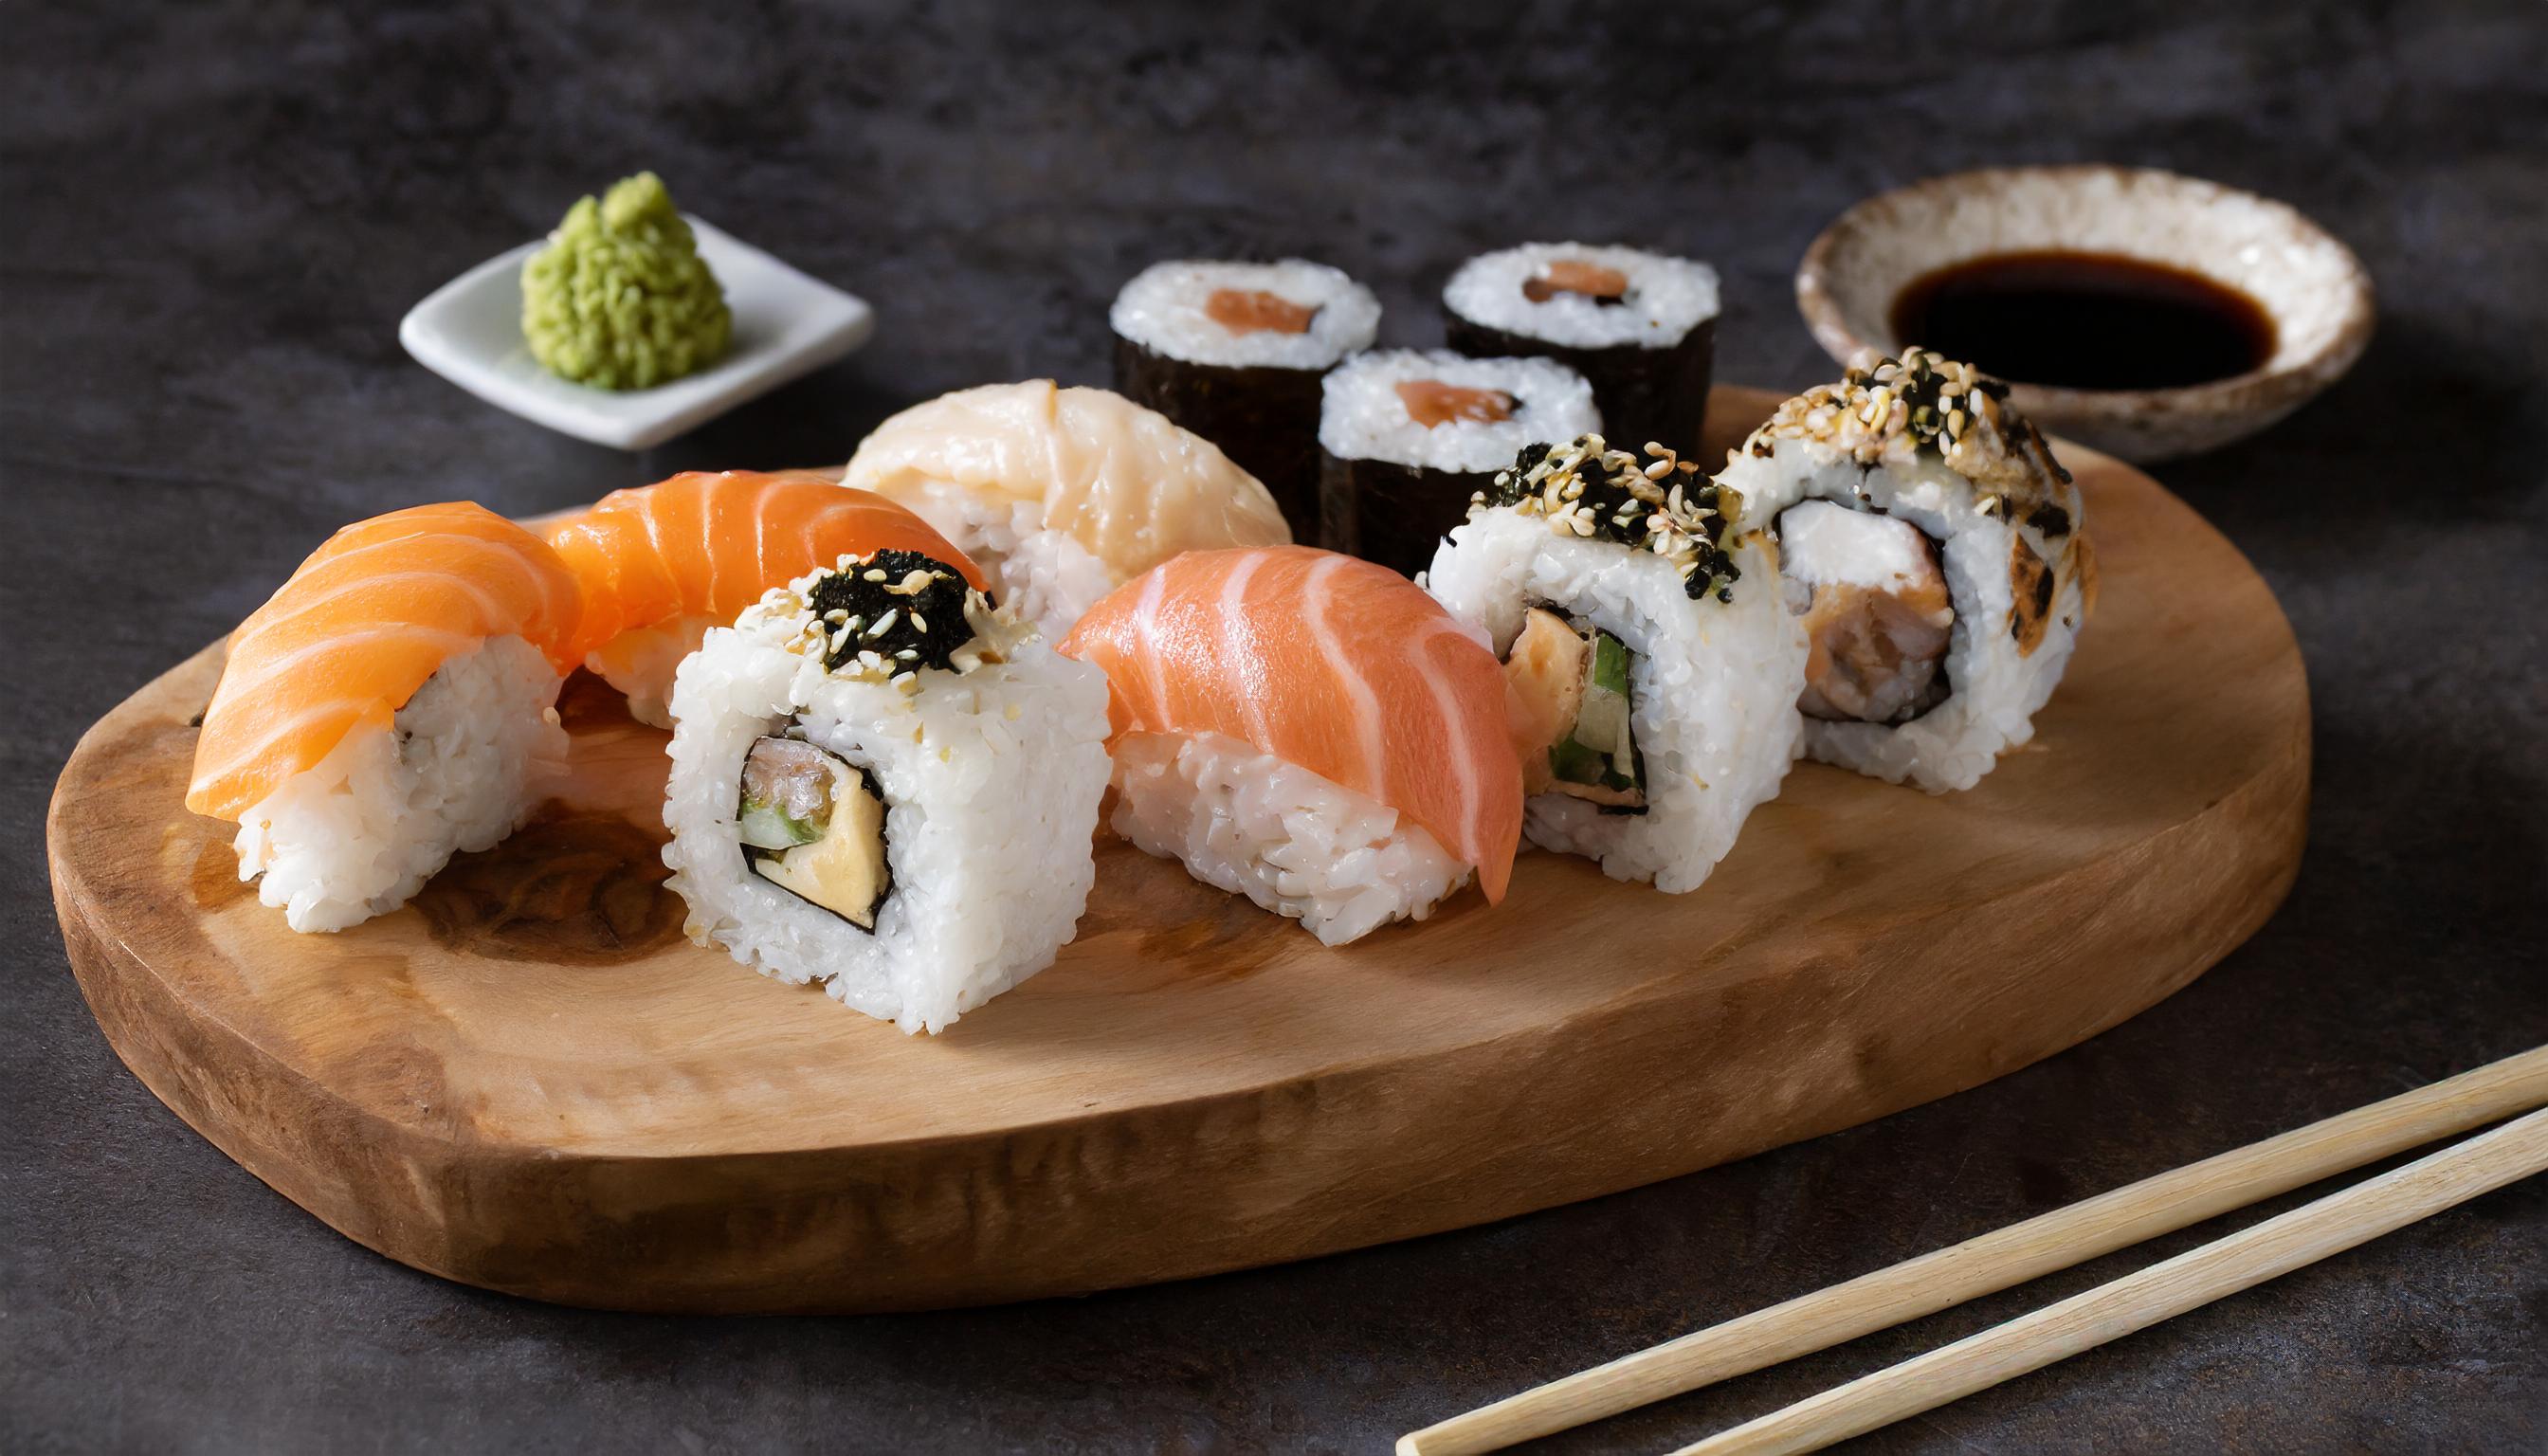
top-left (521, 173), bottom-right (731, 391)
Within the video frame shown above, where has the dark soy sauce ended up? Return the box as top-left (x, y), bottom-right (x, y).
top-left (1890, 250), bottom-right (2277, 391)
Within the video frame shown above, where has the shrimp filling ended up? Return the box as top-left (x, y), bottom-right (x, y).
top-left (1502, 607), bottom-right (1644, 810)
top-left (1396, 379), bottom-right (1517, 428)
top-left (1779, 500), bottom-right (1955, 724)
top-left (1204, 287), bottom-right (1320, 336)
top-left (737, 735), bottom-right (890, 928)
top-left (1521, 258), bottom-right (1630, 304)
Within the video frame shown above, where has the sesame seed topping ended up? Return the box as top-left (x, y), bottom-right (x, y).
top-left (1471, 433), bottom-right (1743, 602)
top-left (1738, 346), bottom-right (2074, 506)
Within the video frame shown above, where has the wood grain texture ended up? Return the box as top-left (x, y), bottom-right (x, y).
top-left (46, 387), bottom-right (2311, 1315)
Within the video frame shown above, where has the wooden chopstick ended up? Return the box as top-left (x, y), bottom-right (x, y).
top-left (1669, 1105), bottom-right (2548, 1455)
top-left (1397, 1046), bottom-right (2548, 1456)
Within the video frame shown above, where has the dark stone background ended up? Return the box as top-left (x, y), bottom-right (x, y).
top-left (6, 1), bottom-right (2542, 1450)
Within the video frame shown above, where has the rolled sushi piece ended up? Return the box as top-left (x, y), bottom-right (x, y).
top-left (1062, 546), bottom-right (1522, 946)
top-left (1110, 258), bottom-right (1381, 537)
top-left (1316, 349), bottom-right (1600, 576)
top-left (662, 547), bottom-right (1113, 1033)
top-left (187, 502), bottom-right (585, 933)
top-left (545, 469), bottom-right (985, 727)
top-left (1443, 243), bottom-right (1720, 455)
top-left (1428, 436), bottom-right (1806, 893)
top-left (842, 380), bottom-right (1290, 642)
top-left (1715, 348), bottom-right (2098, 792)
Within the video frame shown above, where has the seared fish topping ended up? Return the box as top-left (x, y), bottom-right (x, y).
top-left (1740, 348), bottom-right (2072, 510)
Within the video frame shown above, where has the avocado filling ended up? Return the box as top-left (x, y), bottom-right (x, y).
top-left (1502, 607), bottom-right (1646, 811)
top-left (737, 736), bottom-right (890, 929)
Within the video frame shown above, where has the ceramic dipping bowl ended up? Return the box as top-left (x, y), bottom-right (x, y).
top-left (1795, 166), bottom-right (2375, 462)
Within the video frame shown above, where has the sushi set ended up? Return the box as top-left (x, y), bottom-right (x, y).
top-left (51, 236), bottom-right (2311, 1312)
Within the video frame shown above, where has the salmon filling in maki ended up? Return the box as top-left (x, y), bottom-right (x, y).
top-left (1521, 259), bottom-right (1629, 304)
top-left (1204, 288), bottom-right (1319, 336)
top-left (1394, 379), bottom-right (1516, 428)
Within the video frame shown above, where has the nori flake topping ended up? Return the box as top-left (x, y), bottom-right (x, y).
top-left (1476, 434), bottom-right (1743, 602)
top-left (803, 549), bottom-right (977, 674)
top-left (1743, 347), bottom-right (2076, 496)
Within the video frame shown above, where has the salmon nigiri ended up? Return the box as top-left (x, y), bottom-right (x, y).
top-left (188, 501), bottom-right (584, 933)
top-left (544, 470), bottom-right (987, 726)
top-left (1062, 545), bottom-right (1522, 945)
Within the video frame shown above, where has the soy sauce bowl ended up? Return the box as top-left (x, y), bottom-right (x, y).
top-left (1795, 166), bottom-right (2375, 462)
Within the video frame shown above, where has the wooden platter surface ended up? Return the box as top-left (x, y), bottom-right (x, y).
top-left (47, 386), bottom-right (2309, 1314)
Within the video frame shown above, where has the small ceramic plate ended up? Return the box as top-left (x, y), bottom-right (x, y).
top-left (1796, 167), bottom-right (2374, 462)
top-left (399, 218), bottom-right (875, 451)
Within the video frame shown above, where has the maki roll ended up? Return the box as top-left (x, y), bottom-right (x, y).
top-left (187, 503), bottom-right (583, 932)
top-left (1429, 437), bottom-right (1806, 893)
top-left (1714, 349), bottom-right (2097, 792)
top-left (546, 469), bottom-right (984, 726)
top-left (661, 548), bottom-right (1113, 1033)
top-left (1317, 349), bottom-right (1600, 576)
top-left (1110, 259), bottom-right (1382, 536)
top-left (1443, 243), bottom-right (1720, 455)
top-left (843, 380), bottom-right (1290, 642)
top-left (1062, 546), bottom-right (1523, 946)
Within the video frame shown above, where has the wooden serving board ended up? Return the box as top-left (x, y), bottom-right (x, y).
top-left (49, 387), bottom-right (2308, 1314)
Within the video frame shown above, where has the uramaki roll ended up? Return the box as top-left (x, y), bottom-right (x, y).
top-left (1715, 349), bottom-right (2098, 792)
top-left (661, 548), bottom-right (1113, 1033)
top-left (1428, 436), bottom-right (1805, 893)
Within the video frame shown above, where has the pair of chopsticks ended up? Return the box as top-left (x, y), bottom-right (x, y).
top-left (1400, 1046), bottom-right (2548, 1456)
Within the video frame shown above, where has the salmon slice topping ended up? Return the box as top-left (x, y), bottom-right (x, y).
top-left (545, 470), bottom-right (984, 667)
top-left (1062, 546), bottom-right (1524, 903)
top-left (186, 502), bottom-right (584, 822)
top-left (1204, 288), bottom-right (1319, 336)
top-left (1521, 259), bottom-right (1629, 303)
top-left (1396, 380), bottom-right (1516, 428)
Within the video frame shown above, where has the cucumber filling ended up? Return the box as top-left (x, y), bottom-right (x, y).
top-left (1502, 607), bottom-right (1647, 812)
top-left (737, 735), bottom-right (891, 930)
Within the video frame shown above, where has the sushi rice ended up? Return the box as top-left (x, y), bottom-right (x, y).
top-left (1108, 730), bottom-right (1471, 947)
top-left (1062, 545), bottom-right (1523, 944)
top-left (1442, 243), bottom-right (1720, 353)
top-left (232, 636), bottom-right (567, 933)
top-left (1318, 350), bottom-right (1599, 476)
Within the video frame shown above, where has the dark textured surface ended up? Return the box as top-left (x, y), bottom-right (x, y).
top-left (6, 1), bottom-right (2544, 1450)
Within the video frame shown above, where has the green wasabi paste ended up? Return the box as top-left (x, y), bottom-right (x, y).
top-left (521, 173), bottom-right (732, 391)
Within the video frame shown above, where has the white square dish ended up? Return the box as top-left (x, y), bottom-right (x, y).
top-left (398, 217), bottom-right (875, 451)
